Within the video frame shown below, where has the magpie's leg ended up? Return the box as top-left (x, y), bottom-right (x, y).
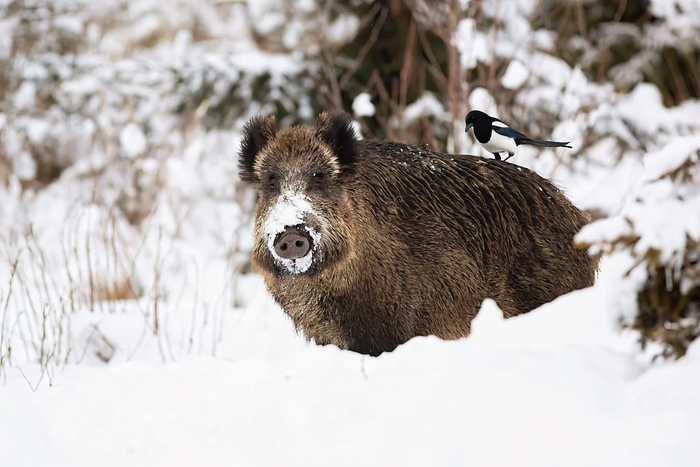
top-left (503, 152), bottom-right (515, 162)
top-left (491, 152), bottom-right (501, 160)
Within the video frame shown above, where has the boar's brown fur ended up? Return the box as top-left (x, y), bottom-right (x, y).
top-left (238, 111), bottom-right (596, 356)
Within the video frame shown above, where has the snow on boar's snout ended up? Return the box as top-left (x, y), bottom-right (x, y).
top-left (263, 191), bottom-right (320, 275)
top-left (238, 111), bottom-right (597, 357)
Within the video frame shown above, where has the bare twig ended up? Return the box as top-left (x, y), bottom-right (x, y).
top-left (575, 0), bottom-right (590, 42)
top-left (663, 50), bottom-right (690, 103)
top-left (188, 254), bottom-right (200, 354)
top-left (39, 304), bottom-right (48, 365)
top-left (368, 69), bottom-right (398, 140)
top-left (404, 0), bottom-right (448, 41)
top-left (405, 0), bottom-right (470, 153)
top-left (322, 49), bottom-right (344, 111)
top-left (153, 225), bottom-right (166, 362)
top-left (445, 0), bottom-right (466, 153)
top-left (417, 28), bottom-right (449, 92)
top-left (17, 366), bottom-right (44, 392)
top-left (86, 217), bottom-right (95, 312)
top-left (683, 52), bottom-right (700, 97)
top-left (398, 17), bottom-right (418, 134)
top-left (487, 0), bottom-right (503, 96)
top-left (339, 6), bottom-right (388, 89)
top-left (0, 253), bottom-right (21, 370)
top-left (614, 0), bottom-right (628, 22)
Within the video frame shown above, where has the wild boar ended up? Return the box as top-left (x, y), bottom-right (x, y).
top-left (238, 112), bottom-right (595, 356)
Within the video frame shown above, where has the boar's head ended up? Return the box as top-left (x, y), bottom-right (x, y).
top-left (238, 112), bottom-right (359, 278)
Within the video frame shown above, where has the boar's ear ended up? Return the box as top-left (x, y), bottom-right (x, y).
top-left (315, 111), bottom-right (359, 168)
top-left (238, 115), bottom-right (277, 182)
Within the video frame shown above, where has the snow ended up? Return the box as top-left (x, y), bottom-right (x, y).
top-left (469, 87), bottom-right (498, 117)
top-left (13, 81), bottom-right (36, 110)
top-left (617, 83), bottom-right (700, 137)
top-left (642, 135), bottom-right (700, 181)
top-left (119, 122), bottom-right (148, 159)
top-left (453, 18), bottom-right (491, 69)
top-left (650, 0), bottom-right (700, 21)
top-left (501, 59), bottom-right (529, 89)
top-left (2, 282), bottom-right (700, 466)
top-left (326, 13), bottom-right (361, 46)
top-left (0, 18), bottom-right (16, 60)
top-left (529, 53), bottom-right (572, 88)
top-left (403, 92), bottom-right (449, 123)
top-left (577, 135), bottom-right (700, 272)
top-left (352, 92), bottom-right (375, 117)
top-left (1, 0), bottom-right (700, 465)
top-left (54, 14), bottom-right (84, 35)
top-left (25, 117), bottom-right (50, 144)
top-left (532, 29), bottom-right (556, 51)
top-left (264, 191), bottom-right (321, 274)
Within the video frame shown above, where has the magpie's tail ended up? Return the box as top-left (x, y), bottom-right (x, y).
top-left (516, 138), bottom-right (572, 149)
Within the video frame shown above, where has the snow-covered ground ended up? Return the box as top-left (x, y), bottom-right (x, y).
top-left (2, 266), bottom-right (700, 467)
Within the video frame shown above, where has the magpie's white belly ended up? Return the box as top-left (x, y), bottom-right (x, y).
top-left (483, 131), bottom-right (517, 154)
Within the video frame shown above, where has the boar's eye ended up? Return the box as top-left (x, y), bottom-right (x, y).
top-left (311, 171), bottom-right (326, 188)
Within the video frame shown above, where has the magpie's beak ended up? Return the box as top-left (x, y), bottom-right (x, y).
top-left (465, 122), bottom-right (473, 133)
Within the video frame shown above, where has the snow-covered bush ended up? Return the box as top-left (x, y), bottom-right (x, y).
top-left (0, 0), bottom-right (362, 371)
top-left (577, 136), bottom-right (700, 359)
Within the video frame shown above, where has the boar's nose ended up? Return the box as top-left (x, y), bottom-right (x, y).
top-left (274, 227), bottom-right (312, 260)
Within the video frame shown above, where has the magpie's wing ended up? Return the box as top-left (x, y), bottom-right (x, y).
top-left (492, 123), bottom-right (528, 140)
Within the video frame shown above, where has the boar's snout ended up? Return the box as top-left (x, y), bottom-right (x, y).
top-left (273, 227), bottom-right (312, 260)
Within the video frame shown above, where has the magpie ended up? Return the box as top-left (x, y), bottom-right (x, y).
top-left (464, 110), bottom-right (572, 162)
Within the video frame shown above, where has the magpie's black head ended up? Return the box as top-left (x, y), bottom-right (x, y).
top-left (464, 110), bottom-right (495, 133)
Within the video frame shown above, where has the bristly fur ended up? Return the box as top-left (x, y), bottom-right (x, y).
top-left (315, 112), bottom-right (359, 170)
top-left (240, 112), bottom-right (597, 357)
top-left (238, 115), bottom-right (277, 182)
